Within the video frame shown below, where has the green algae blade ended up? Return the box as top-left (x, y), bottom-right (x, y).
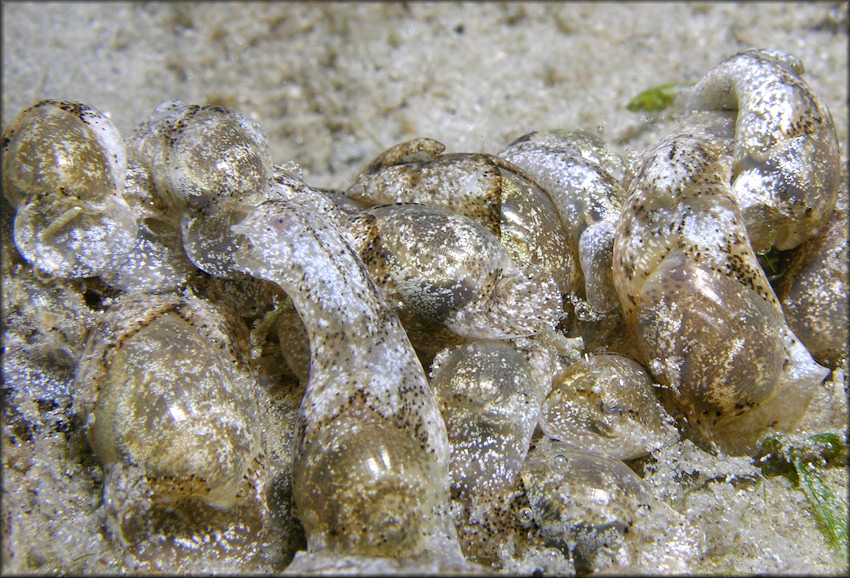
top-left (626, 82), bottom-right (694, 112)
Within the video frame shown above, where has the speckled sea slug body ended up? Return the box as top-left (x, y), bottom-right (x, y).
top-left (346, 138), bottom-right (579, 304)
top-left (351, 203), bottom-right (563, 357)
top-left (231, 181), bottom-right (461, 561)
top-left (499, 129), bottom-right (627, 316)
top-left (74, 290), bottom-right (267, 572)
top-left (687, 48), bottom-right (840, 252)
top-left (98, 159), bottom-right (197, 293)
top-left (126, 100), bottom-right (275, 278)
top-left (612, 126), bottom-right (829, 455)
top-left (539, 353), bottom-right (678, 460)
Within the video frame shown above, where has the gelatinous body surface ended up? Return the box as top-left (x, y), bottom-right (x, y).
top-left (100, 160), bottom-right (196, 292)
top-left (127, 100), bottom-right (274, 277)
top-left (232, 186), bottom-right (460, 559)
top-left (687, 49), bottom-right (840, 252)
top-left (777, 209), bottom-right (849, 367)
top-left (613, 129), bottom-right (828, 455)
top-left (539, 353), bottom-right (677, 460)
top-left (430, 340), bottom-right (545, 497)
top-left (2, 100), bottom-right (137, 278)
top-left (356, 203), bottom-right (563, 349)
top-left (499, 129), bottom-right (626, 315)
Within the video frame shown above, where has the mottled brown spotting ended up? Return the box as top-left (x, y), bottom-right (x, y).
top-left (97, 297), bottom-right (181, 370)
top-left (164, 104), bottom-right (200, 149)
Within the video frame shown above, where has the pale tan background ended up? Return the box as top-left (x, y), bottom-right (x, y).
top-left (3, 2), bottom-right (847, 190)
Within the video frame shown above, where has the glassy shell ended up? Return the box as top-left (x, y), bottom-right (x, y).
top-left (497, 159), bottom-right (578, 299)
top-left (520, 440), bottom-right (657, 573)
top-left (293, 407), bottom-right (447, 557)
top-left (274, 293), bottom-right (312, 386)
top-left (74, 290), bottom-right (268, 571)
top-left (2, 100), bottom-right (138, 278)
top-left (521, 439), bottom-right (703, 573)
top-left (499, 129), bottom-right (626, 315)
top-left (539, 353), bottom-right (678, 460)
top-left (546, 129), bottom-right (628, 184)
top-left (346, 138), bottom-right (579, 299)
top-left (126, 100), bottom-right (275, 277)
top-left (75, 291), bottom-right (263, 507)
top-left (776, 208), bottom-right (849, 368)
top-left (686, 48), bottom-right (840, 252)
top-left (353, 203), bottom-right (563, 349)
top-left (231, 185), bottom-right (461, 560)
top-left (346, 138), bottom-right (502, 233)
top-left (430, 340), bottom-right (547, 498)
top-left (612, 128), bottom-right (829, 455)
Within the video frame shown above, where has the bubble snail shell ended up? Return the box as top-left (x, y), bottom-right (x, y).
top-left (345, 138), bottom-right (581, 304)
top-left (538, 353), bottom-right (678, 461)
top-left (2, 100), bottom-right (138, 279)
top-left (429, 340), bottom-right (548, 499)
top-left (350, 203), bottom-right (563, 356)
top-left (498, 129), bottom-right (627, 318)
top-left (612, 117), bottom-right (830, 456)
top-left (520, 439), bottom-right (703, 574)
top-left (74, 291), bottom-right (267, 571)
top-left (126, 99), bottom-right (276, 278)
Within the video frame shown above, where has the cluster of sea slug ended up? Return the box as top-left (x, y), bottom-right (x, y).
top-left (2, 48), bottom-right (846, 574)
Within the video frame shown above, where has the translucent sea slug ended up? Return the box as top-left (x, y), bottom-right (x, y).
top-left (612, 123), bottom-right (829, 455)
top-left (686, 48), bottom-right (840, 252)
top-left (2, 100), bottom-right (138, 278)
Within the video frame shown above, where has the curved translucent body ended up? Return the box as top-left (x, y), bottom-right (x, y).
top-left (612, 129), bottom-right (828, 455)
top-left (777, 209), bottom-right (849, 367)
top-left (499, 129), bottom-right (626, 314)
top-left (127, 100), bottom-right (274, 277)
top-left (539, 353), bottom-right (677, 460)
top-left (99, 160), bottom-right (196, 292)
top-left (231, 187), bottom-right (460, 559)
top-left (356, 203), bottom-right (563, 349)
top-left (687, 48), bottom-right (840, 252)
top-left (430, 340), bottom-right (545, 497)
top-left (76, 292), bottom-right (262, 507)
